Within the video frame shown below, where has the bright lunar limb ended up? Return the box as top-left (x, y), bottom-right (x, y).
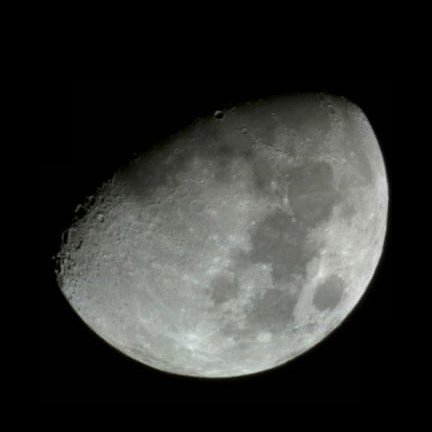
top-left (57, 93), bottom-right (388, 378)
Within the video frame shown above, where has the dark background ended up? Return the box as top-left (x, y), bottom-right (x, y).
top-left (39, 80), bottom-right (393, 404)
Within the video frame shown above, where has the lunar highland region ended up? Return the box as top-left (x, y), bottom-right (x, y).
top-left (57, 93), bottom-right (388, 378)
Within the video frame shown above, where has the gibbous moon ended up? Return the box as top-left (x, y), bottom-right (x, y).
top-left (57, 93), bottom-right (388, 378)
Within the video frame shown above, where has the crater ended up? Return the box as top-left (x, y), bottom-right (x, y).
top-left (313, 274), bottom-right (345, 311)
top-left (214, 110), bottom-right (225, 120)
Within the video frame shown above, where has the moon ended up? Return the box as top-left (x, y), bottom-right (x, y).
top-left (56, 93), bottom-right (388, 378)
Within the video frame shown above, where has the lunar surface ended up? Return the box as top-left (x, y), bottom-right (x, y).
top-left (56, 93), bottom-right (388, 378)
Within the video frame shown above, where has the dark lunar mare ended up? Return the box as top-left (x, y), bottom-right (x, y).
top-left (312, 275), bottom-right (345, 311)
top-left (213, 157), bottom-right (343, 337)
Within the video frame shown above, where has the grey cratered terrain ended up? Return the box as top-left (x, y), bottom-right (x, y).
top-left (57, 93), bottom-right (388, 378)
